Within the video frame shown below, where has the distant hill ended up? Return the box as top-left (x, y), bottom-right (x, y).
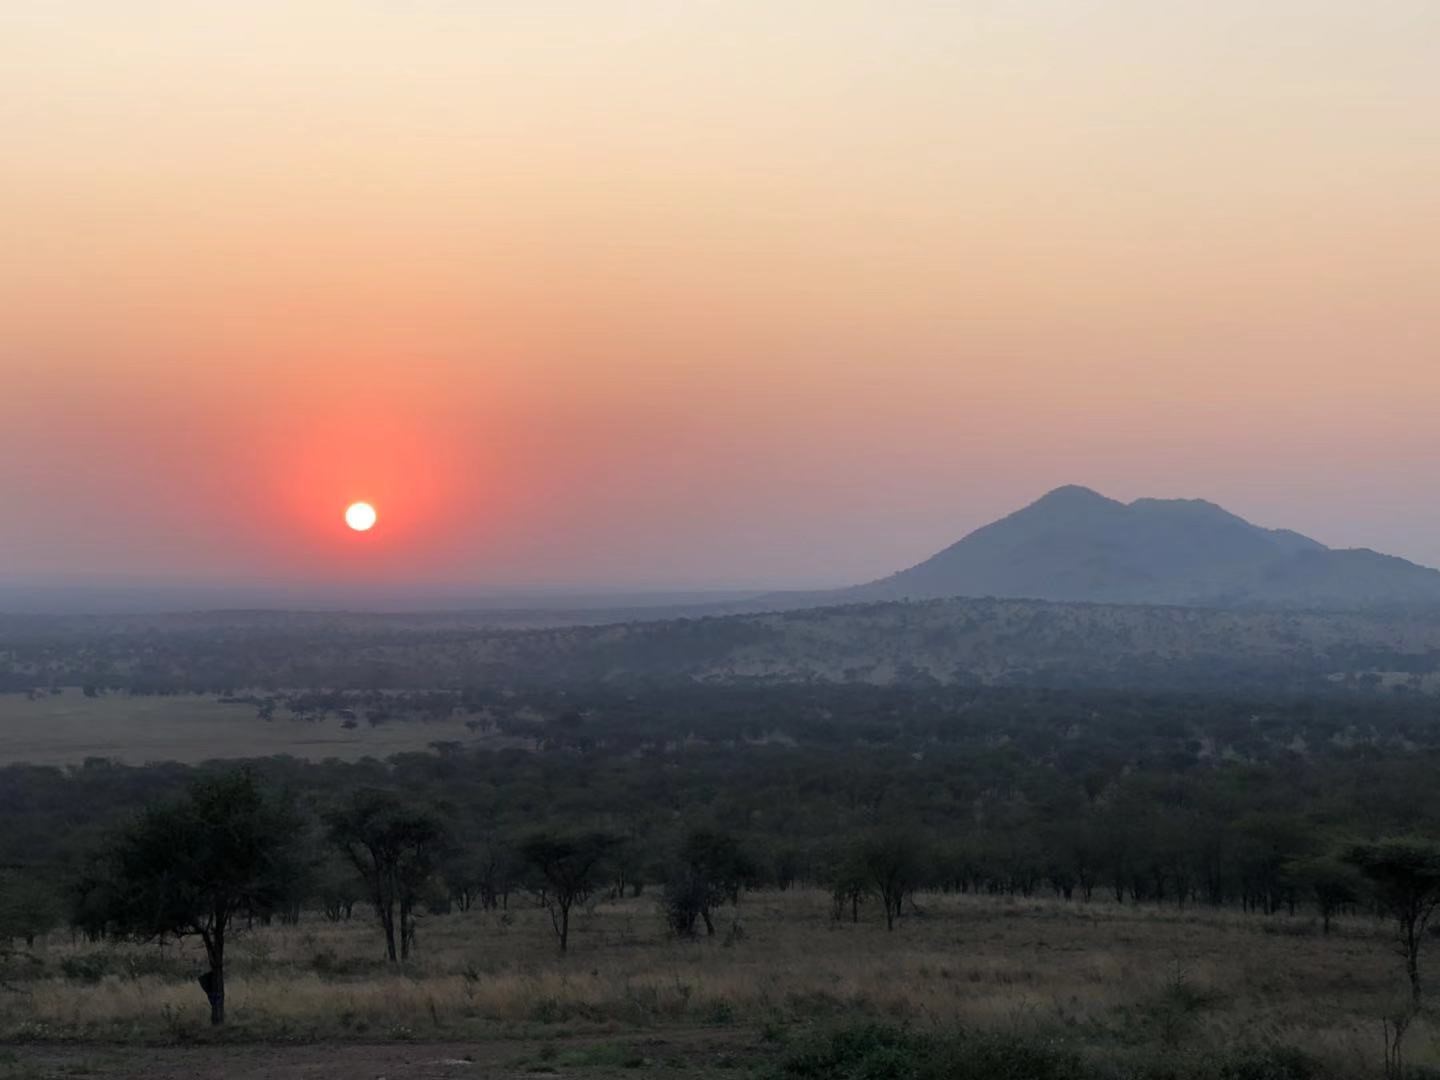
top-left (10, 596), bottom-right (1440, 695)
top-left (767, 486), bottom-right (1440, 612)
top-left (425, 596), bottom-right (1440, 694)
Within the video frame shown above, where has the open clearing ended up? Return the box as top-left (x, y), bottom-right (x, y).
top-left (0, 692), bottom-right (482, 766)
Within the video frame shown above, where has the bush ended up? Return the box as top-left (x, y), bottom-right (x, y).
top-left (662, 872), bottom-right (708, 937)
top-left (59, 952), bottom-right (112, 984)
top-left (311, 949), bottom-right (387, 978)
top-left (0, 950), bottom-right (45, 983)
top-left (1216, 1046), bottom-right (1320, 1080)
top-left (767, 1025), bottom-right (1322, 1080)
top-left (768, 1023), bottom-right (1083, 1080)
top-left (553, 1043), bottom-right (648, 1069)
top-left (57, 949), bottom-right (177, 983)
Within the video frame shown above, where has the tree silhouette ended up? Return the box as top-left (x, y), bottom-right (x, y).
top-left (78, 770), bottom-right (308, 1025)
top-left (1346, 838), bottom-right (1440, 1010)
top-left (326, 790), bottom-right (450, 962)
top-left (521, 831), bottom-right (615, 954)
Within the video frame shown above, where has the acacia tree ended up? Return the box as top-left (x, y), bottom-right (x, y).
top-left (1282, 855), bottom-right (1361, 936)
top-left (0, 872), bottom-right (62, 948)
top-left (855, 831), bottom-right (925, 931)
top-left (1346, 838), bottom-right (1440, 1010)
top-left (79, 770), bottom-right (308, 1025)
top-left (521, 831), bottom-right (615, 954)
top-left (827, 850), bottom-right (870, 924)
top-left (445, 835), bottom-right (519, 912)
top-left (664, 829), bottom-right (755, 937)
top-left (326, 790), bottom-right (449, 962)
top-left (314, 854), bottom-right (362, 922)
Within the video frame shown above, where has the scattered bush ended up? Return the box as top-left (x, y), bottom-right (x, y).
top-left (57, 949), bottom-right (181, 984)
top-left (1215, 1044), bottom-right (1320, 1080)
top-left (310, 949), bottom-right (387, 978)
top-left (767, 1024), bottom-right (1322, 1080)
top-left (551, 1042), bottom-right (648, 1069)
top-left (768, 1023), bottom-right (1083, 1080)
top-left (57, 953), bottom-right (111, 984)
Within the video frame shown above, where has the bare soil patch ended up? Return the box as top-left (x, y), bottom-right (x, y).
top-left (1, 1029), bottom-right (760, 1079)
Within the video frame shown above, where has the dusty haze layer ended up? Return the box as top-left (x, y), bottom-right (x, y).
top-left (3, 2), bottom-right (1438, 590)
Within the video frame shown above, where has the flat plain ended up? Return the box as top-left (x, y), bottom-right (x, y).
top-left (0, 691), bottom-right (483, 767)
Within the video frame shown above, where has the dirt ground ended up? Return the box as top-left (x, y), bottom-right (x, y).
top-left (1, 1029), bottom-right (765, 1079)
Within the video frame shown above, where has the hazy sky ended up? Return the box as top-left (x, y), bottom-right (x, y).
top-left (4, 1), bottom-right (1439, 591)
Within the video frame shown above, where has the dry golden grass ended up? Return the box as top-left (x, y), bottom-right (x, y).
top-left (4, 889), bottom-right (1437, 1076)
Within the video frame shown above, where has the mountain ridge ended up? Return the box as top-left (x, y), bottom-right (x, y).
top-left (760, 486), bottom-right (1440, 613)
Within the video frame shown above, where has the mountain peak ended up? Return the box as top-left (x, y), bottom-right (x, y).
top-left (1014, 485), bottom-right (1126, 523)
top-left (846, 486), bottom-right (1438, 611)
top-left (1032, 485), bottom-right (1115, 507)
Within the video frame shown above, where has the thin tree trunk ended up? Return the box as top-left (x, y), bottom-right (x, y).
top-left (1407, 928), bottom-right (1422, 1010)
top-left (381, 903), bottom-right (398, 962)
top-left (200, 922), bottom-right (226, 1026)
top-left (209, 962), bottom-right (225, 1026)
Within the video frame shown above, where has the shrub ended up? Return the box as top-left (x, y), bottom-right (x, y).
top-left (311, 949), bottom-right (386, 978)
top-left (56, 950), bottom-right (178, 983)
top-left (553, 1043), bottom-right (647, 1069)
top-left (768, 1023), bottom-right (1084, 1080)
top-left (767, 1024), bottom-right (1322, 1080)
top-left (59, 952), bottom-right (112, 984)
top-left (1215, 1045), bottom-right (1321, 1080)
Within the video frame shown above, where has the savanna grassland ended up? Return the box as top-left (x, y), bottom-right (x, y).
top-left (6, 612), bottom-right (1440, 1078)
top-left (0, 691), bottom-right (492, 767)
top-left (2, 887), bottom-right (1427, 1079)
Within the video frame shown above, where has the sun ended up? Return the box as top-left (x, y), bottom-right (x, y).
top-left (344, 501), bottom-right (377, 532)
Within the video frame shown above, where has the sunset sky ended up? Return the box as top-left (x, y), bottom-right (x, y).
top-left (4, 2), bottom-right (1439, 594)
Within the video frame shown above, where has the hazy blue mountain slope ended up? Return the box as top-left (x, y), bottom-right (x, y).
top-left (814, 486), bottom-right (1440, 610)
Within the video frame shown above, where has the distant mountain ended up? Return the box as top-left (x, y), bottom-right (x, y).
top-left (781, 486), bottom-right (1440, 612)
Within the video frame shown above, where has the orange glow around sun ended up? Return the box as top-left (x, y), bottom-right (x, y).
top-left (344, 501), bottom-right (377, 532)
top-left (259, 393), bottom-right (493, 582)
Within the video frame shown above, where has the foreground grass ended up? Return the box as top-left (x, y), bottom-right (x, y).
top-left (1, 890), bottom-right (1434, 1077)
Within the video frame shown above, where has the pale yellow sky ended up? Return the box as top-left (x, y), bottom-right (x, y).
top-left (3, 2), bottom-right (1439, 585)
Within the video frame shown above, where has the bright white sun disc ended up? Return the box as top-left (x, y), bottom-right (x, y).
top-left (344, 502), bottom-right (377, 532)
